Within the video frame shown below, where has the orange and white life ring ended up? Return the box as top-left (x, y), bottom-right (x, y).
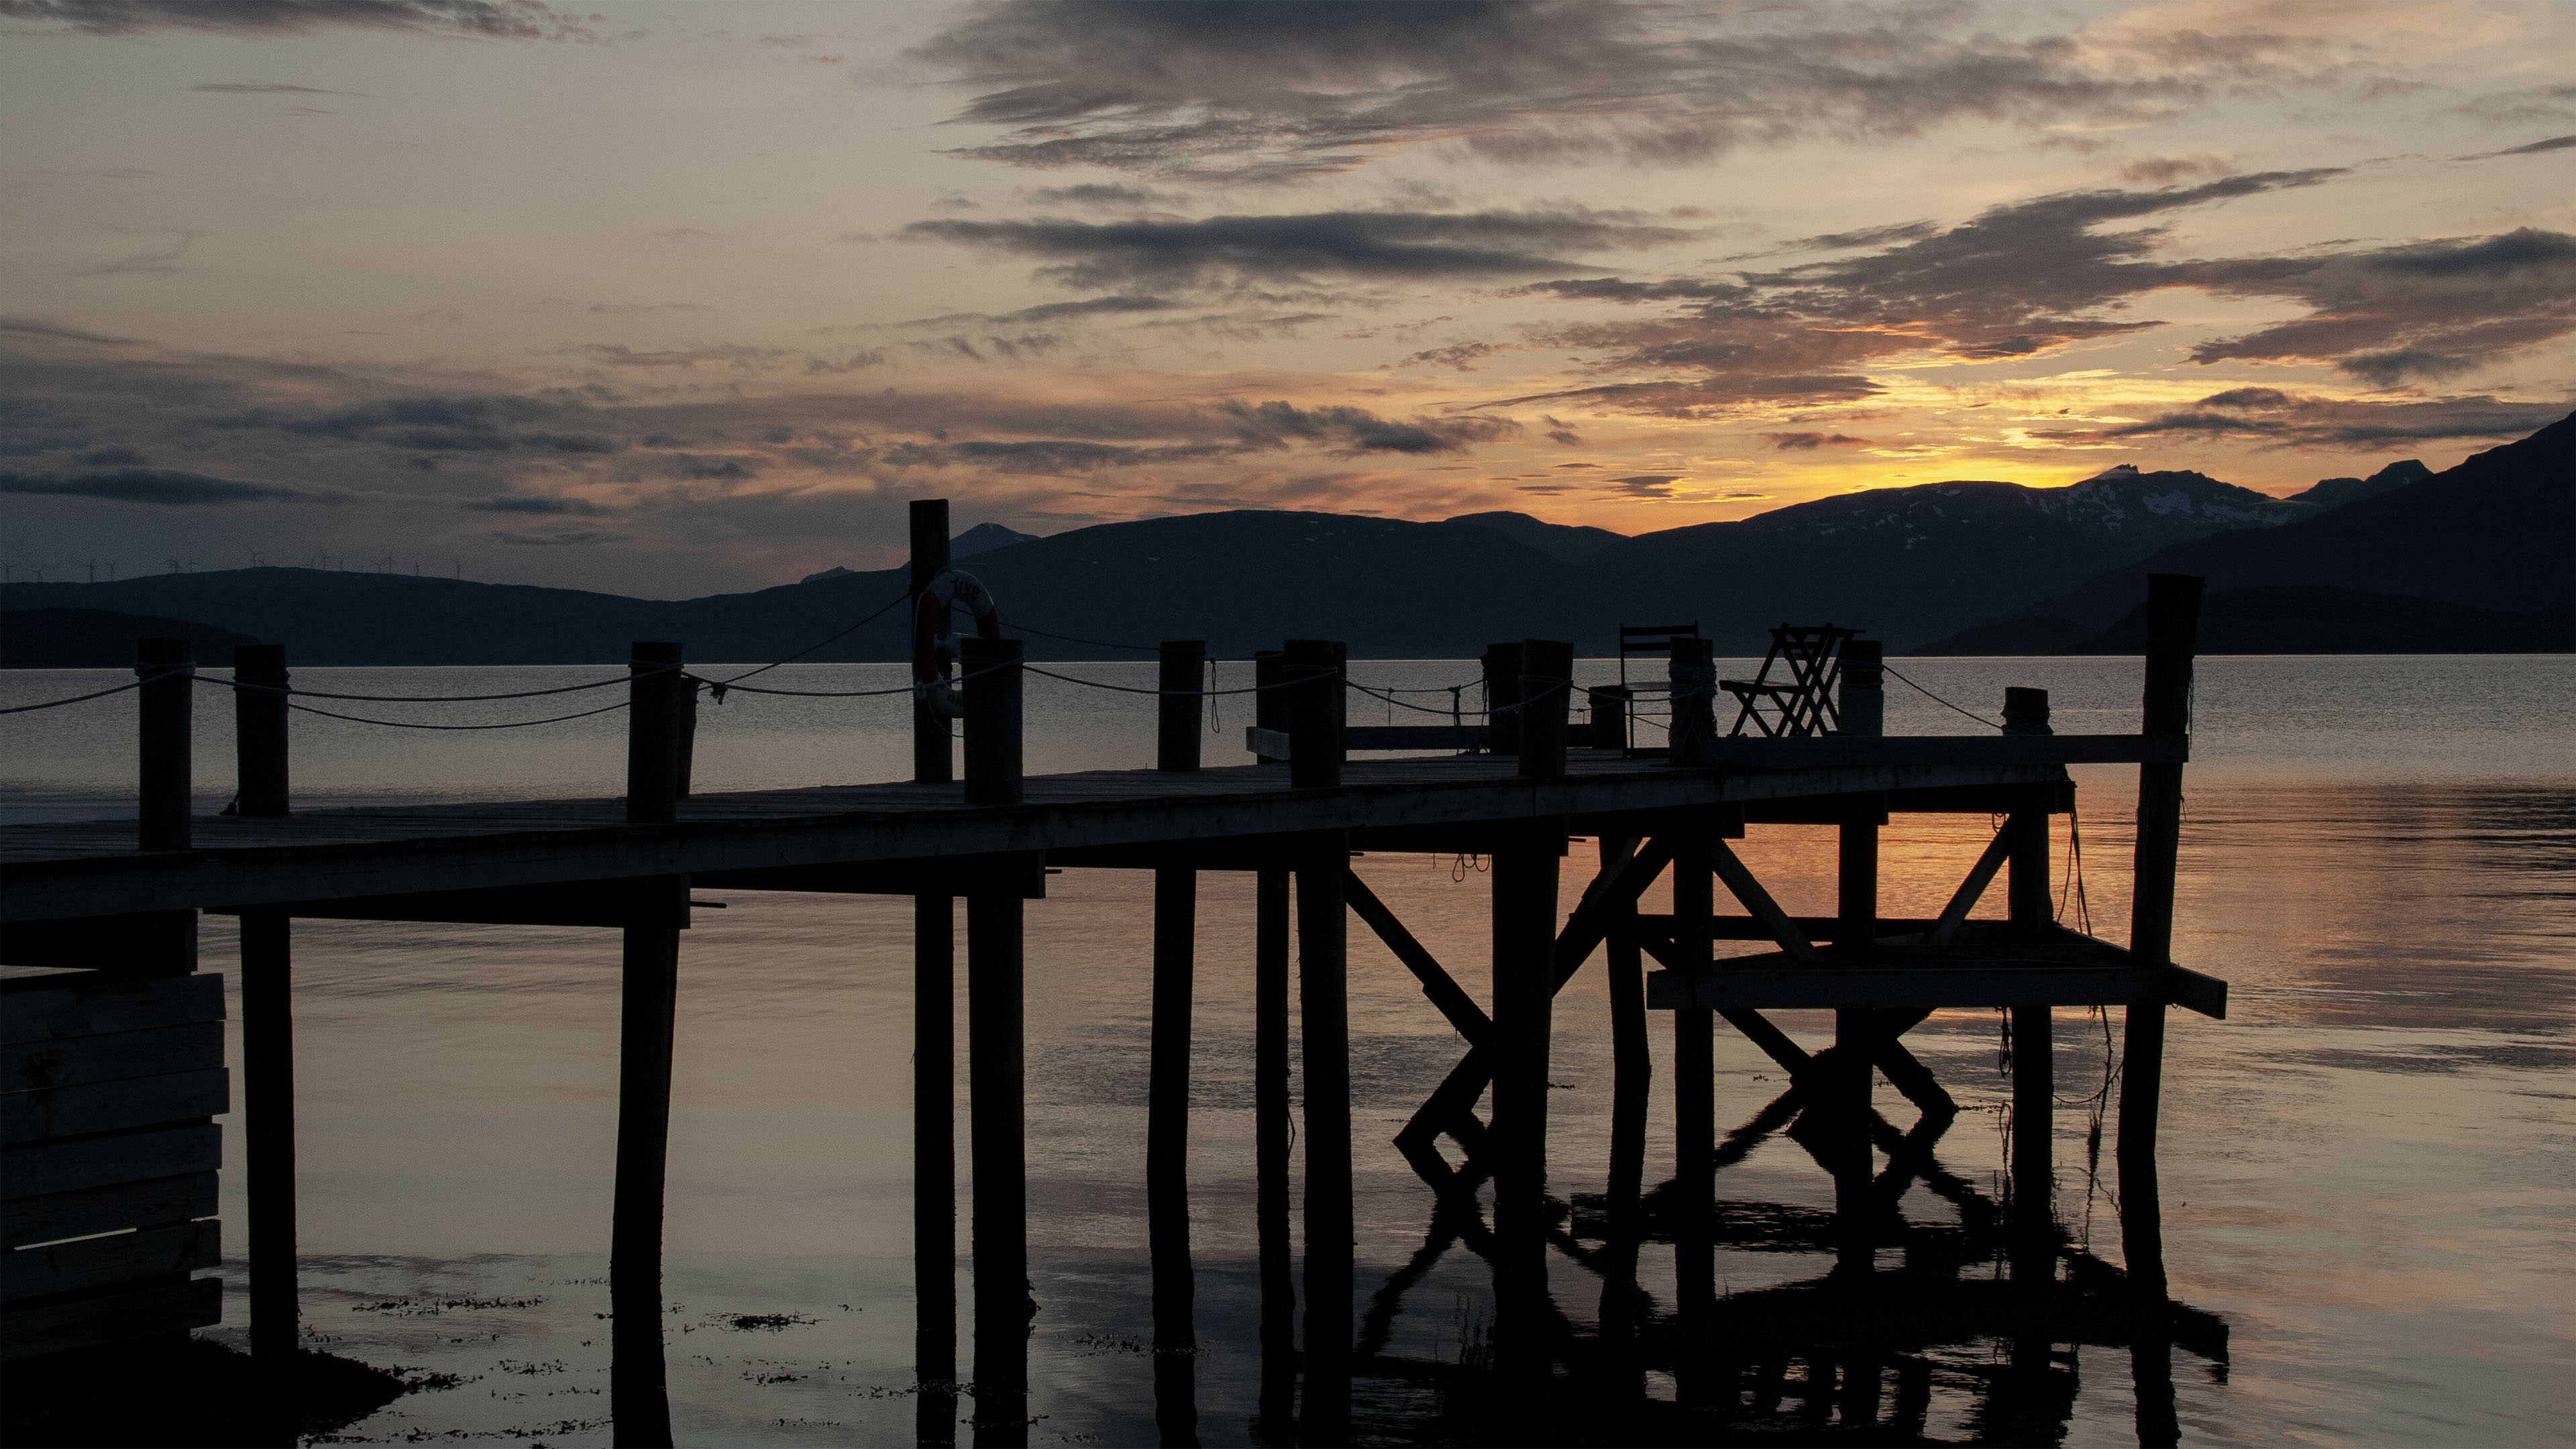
top-left (912, 568), bottom-right (1002, 718)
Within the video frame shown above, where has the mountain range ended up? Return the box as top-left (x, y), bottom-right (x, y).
top-left (3, 413), bottom-right (2565, 665)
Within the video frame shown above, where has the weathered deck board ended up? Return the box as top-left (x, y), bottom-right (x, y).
top-left (0, 735), bottom-right (2165, 922)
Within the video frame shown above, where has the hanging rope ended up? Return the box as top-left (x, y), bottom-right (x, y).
top-left (286, 698), bottom-right (632, 731)
top-left (1880, 662), bottom-right (2002, 730)
top-left (0, 679), bottom-right (146, 715)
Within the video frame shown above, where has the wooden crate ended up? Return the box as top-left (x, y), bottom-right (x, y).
top-left (2, 968), bottom-right (227, 1362)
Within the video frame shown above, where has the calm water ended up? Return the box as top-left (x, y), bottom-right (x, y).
top-left (3, 657), bottom-right (2571, 1446)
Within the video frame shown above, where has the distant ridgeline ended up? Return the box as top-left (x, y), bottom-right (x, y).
top-left (3, 413), bottom-right (2566, 665)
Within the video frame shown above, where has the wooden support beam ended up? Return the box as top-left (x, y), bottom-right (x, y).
top-left (1295, 833), bottom-right (1353, 1442)
top-left (1147, 865), bottom-right (1199, 1446)
top-left (1649, 963), bottom-right (2225, 1013)
top-left (1343, 873), bottom-right (1489, 1044)
top-left (696, 856), bottom-right (1044, 899)
top-left (610, 882), bottom-right (682, 1448)
top-left (1599, 833), bottom-right (1650, 1399)
top-left (1252, 867), bottom-right (1295, 1437)
top-left (969, 862), bottom-right (1030, 1448)
top-left (1710, 840), bottom-right (1821, 962)
top-left (2008, 777), bottom-right (2055, 1257)
top-left (914, 892), bottom-right (957, 1448)
top-left (221, 877), bottom-right (696, 930)
top-left (240, 910), bottom-right (298, 1373)
top-left (1930, 829), bottom-right (2012, 947)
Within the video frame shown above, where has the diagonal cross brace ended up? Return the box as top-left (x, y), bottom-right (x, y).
top-left (1393, 837), bottom-right (1678, 1192)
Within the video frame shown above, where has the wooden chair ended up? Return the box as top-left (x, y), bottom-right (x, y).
top-left (1721, 623), bottom-right (1859, 737)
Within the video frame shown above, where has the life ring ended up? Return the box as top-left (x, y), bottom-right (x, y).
top-left (913, 568), bottom-right (1002, 719)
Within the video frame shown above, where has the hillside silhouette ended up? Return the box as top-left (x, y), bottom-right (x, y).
top-left (5, 416), bottom-right (2565, 664)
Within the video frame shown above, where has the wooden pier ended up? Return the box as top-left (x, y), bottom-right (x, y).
top-left (0, 500), bottom-right (2222, 1446)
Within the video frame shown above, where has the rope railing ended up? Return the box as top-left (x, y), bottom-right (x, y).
top-left (1881, 661), bottom-right (2002, 731)
top-left (0, 679), bottom-right (145, 715)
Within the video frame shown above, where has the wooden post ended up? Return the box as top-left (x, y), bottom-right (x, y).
top-left (1670, 820), bottom-right (1715, 1404)
top-left (1839, 639), bottom-right (1882, 740)
top-left (241, 908), bottom-right (298, 1373)
top-left (961, 638), bottom-right (1023, 807)
top-left (1591, 685), bottom-right (1631, 755)
top-left (1489, 813), bottom-right (1563, 1390)
top-left (1157, 641), bottom-right (1205, 773)
top-left (2121, 574), bottom-right (2201, 1311)
top-left (913, 499), bottom-right (954, 785)
top-left (1833, 651), bottom-right (1884, 1278)
top-left (611, 881), bottom-right (683, 1449)
top-left (1252, 867), bottom-right (1295, 1434)
top-left (233, 643), bottom-right (288, 818)
top-left (1295, 833), bottom-right (1352, 1442)
top-left (1668, 638), bottom-right (1719, 767)
top-left (1148, 863), bottom-right (1199, 1446)
top-left (136, 638), bottom-right (193, 852)
top-left (969, 869), bottom-right (1030, 1448)
top-left (1252, 651), bottom-right (1287, 765)
top-left (1601, 835), bottom-right (1648, 1398)
top-left (916, 892), bottom-right (959, 1447)
top-left (1283, 640), bottom-right (1344, 790)
top-left (625, 642), bottom-right (684, 826)
top-left (1515, 640), bottom-right (1573, 781)
top-left (676, 680), bottom-right (700, 800)
top-left (1481, 642), bottom-right (1522, 755)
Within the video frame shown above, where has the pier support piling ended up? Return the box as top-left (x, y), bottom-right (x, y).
top-left (1157, 643), bottom-right (1205, 774)
top-left (961, 639), bottom-right (1024, 808)
top-left (610, 881), bottom-right (684, 1448)
top-left (1295, 834), bottom-right (1352, 1443)
top-left (916, 892), bottom-right (959, 1446)
top-left (1252, 867), bottom-right (1295, 1436)
top-left (136, 638), bottom-right (193, 853)
top-left (1148, 864), bottom-right (1199, 1446)
top-left (241, 908), bottom-right (298, 1377)
top-left (1671, 819), bottom-right (1717, 1403)
top-left (1490, 810), bottom-right (1564, 1391)
top-left (969, 864), bottom-right (1031, 1447)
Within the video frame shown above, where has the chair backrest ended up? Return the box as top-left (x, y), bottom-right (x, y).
top-left (1615, 621), bottom-right (1699, 688)
top-left (1721, 623), bottom-right (1860, 737)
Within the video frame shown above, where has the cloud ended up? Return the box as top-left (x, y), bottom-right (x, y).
top-left (78, 232), bottom-right (201, 276)
top-left (194, 81), bottom-right (363, 94)
top-left (464, 493), bottom-right (608, 515)
top-left (0, 467), bottom-right (322, 505)
top-left (1216, 399), bottom-right (1517, 455)
top-left (1764, 432), bottom-right (1872, 449)
top-left (7, 0), bottom-right (594, 38)
top-left (901, 294), bottom-right (1178, 327)
top-left (903, 207), bottom-right (1696, 292)
top-left (1025, 183), bottom-right (1179, 209)
top-left (2035, 390), bottom-right (2572, 449)
top-left (488, 528), bottom-right (627, 545)
top-left (1488, 174), bottom-right (2575, 415)
top-left (911, 0), bottom-right (2331, 184)
top-left (2460, 133), bottom-right (2576, 159)
top-left (2188, 228), bottom-right (2576, 382)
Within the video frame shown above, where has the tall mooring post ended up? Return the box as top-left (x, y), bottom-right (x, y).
top-left (614, 641), bottom-right (688, 1446)
top-left (1494, 641), bottom-right (1571, 1394)
top-left (229, 641), bottom-right (301, 1379)
top-left (912, 499), bottom-right (954, 786)
top-left (2123, 576), bottom-right (2200, 1447)
top-left (1829, 640), bottom-right (1886, 1278)
top-left (961, 634), bottom-right (1030, 1446)
top-left (1157, 641), bottom-right (1204, 773)
top-left (1283, 640), bottom-right (1345, 788)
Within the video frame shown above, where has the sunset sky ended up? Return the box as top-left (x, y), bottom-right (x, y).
top-left (3, 0), bottom-right (2571, 597)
